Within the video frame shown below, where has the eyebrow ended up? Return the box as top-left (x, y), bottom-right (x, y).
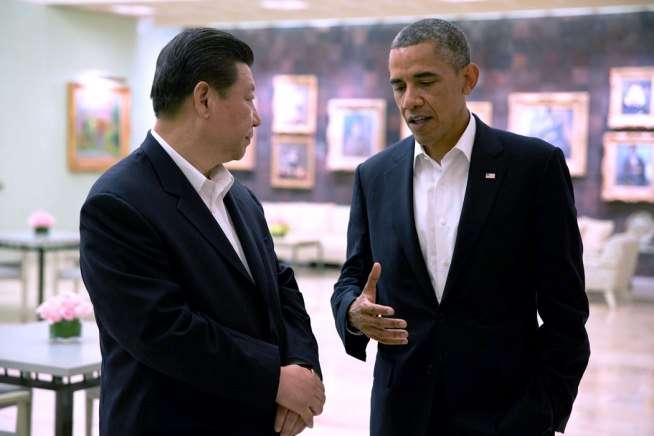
top-left (389, 71), bottom-right (440, 86)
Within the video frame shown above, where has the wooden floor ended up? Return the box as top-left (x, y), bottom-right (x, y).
top-left (0, 269), bottom-right (653, 435)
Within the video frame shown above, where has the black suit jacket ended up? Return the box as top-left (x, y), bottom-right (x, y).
top-left (332, 116), bottom-right (590, 436)
top-left (80, 133), bottom-right (321, 436)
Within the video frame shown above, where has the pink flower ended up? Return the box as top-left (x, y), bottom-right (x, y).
top-left (27, 210), bottom-right (55, 229)
top-left (35, 291), bottom-right (93, 323)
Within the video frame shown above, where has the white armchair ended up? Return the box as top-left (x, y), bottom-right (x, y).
top-left (584, 232), bottom-right (639, 308)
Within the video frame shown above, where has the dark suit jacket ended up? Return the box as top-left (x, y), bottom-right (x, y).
top-left (332, 116), bottom-right (590, 436)
top-left (80, 133), bottom-right (321, 436)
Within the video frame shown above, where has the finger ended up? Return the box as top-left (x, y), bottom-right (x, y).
top-left (299, 408), bottom-right (314, 428)
top-left (292, 418), bottom-right (307, 435)
top-left (281, 412), bottom-right (299, 436)
top-left (365, 316), bottom-right (407, 330)
top-left (361, 302), bottom-right (395, 317)
top-left (275, 406), bottom-right (289, 433)
top-left (363, 326), bottom-right (409, 345)
top-left (362, 262), bottom-right (381, 302)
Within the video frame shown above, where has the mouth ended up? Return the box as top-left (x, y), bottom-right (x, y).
top-left (406, 114), bottom-right (432, 128)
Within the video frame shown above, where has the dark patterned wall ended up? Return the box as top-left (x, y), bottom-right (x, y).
top-left (231, 12), bottom-right (654, 231)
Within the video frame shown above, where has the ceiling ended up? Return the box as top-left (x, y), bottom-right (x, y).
top-left (26, 0), bottom-right (654, 27)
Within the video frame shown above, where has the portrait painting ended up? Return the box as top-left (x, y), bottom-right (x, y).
top-left (271, 135), bottom-right (315, 189)
top-left (609, 67), bottom-right (654, 128)
top-left (508, 92), bottom-right (589, 176)
top-left (224, 129), bottom-right (257, 171)
top-left (602, 131), bottom-right (654, 202)
top-left (272, 75), bottom-right (318, 134)
top-left (67, 81), bottom-right (131, 172)
top-left (327, 99), bottom-right (386, 171)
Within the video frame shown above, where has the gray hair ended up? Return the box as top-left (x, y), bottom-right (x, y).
top-left (391, 18), bottom-right (470, 71)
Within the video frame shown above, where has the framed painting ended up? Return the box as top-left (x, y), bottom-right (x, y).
top-left (271, 135), bottom-right (315, 189)
top-left (224, 129), bottom-right (257, 171)
top-left (508, 92), bottom-right (589, 177)
top-left (602, 131), bottom-right (654, 202)
top-left (327, 99), bottom-right (386, 171)
top-left (67, 81), bottom-right (131, 172)
top-left (399, 100), bottom-right (493, 140)
top-left (609, 67), bottom-right (654, 128)
top-left (272, 75), bottom-right (318, 134)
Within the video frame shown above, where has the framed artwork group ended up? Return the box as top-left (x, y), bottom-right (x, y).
top-left (66, 65), bottom-right (654, 201)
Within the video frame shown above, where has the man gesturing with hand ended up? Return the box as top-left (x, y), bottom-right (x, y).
top-left (332, 18), bottom-right (589, 436)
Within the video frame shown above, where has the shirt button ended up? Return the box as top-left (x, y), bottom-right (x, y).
top-left (442, 261), bottom-right (449, 267)
top-left (439, 219), bottom-right (446, 226)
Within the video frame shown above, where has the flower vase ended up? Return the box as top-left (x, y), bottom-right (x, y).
top-left (34, 226), bottom-right (50, 236)
top-left (49, 319), bottom-right (82, 342)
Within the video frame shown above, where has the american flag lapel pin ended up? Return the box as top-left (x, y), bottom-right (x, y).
top-left (485, 172), bottom-right (496, 180)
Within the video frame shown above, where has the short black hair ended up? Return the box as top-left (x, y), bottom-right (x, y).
top-left (150, 28), bottom-right (254, 117)
top-left (391, 18), bottom-right (470, 71)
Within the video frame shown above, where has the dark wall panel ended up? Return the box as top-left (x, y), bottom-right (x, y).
top-left (231, 12), bottom-right (654, 234)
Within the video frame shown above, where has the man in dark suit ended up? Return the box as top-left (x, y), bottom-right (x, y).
top-left (331, 19), bottom-right (590, 436)
top-left (80, 28), bottom-right (324, 436)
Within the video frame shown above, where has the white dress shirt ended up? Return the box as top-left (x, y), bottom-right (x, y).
top-left (413, 114), bottom-right (476, 302)
top-left (151, 129), bottom-right (253, 279)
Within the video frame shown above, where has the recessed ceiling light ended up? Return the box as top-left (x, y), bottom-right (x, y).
top-left (111, 5), bottom-right (154, 16)
top-left (260, 0), bottom-right (309, 11)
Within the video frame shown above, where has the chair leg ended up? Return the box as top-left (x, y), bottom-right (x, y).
top-left (605, 290), bottom-right (617, 309)
top-left (86, 394), bottom-right (94, 436)
top-left (15, 389), bottom-right (32, 436)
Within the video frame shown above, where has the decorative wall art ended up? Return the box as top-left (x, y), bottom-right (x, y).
top-left (608, 67), bottom-right (654, 129)
top-left (272, 75), bottom-right (318, 134)
top-left (271, 134), bottom-right (316, 189)
top-left (602, 131), bottom-right (654, 202)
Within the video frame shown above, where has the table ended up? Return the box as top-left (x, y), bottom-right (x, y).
top-left (0, 322), bottom-right (101, 436)
top-left (273, 236), bottom-right (324, 269)
top-left (0, 231), bottom-right (80, 306)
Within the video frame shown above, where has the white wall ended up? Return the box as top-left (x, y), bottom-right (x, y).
top-left (0, 0), bottom-right (139, 231)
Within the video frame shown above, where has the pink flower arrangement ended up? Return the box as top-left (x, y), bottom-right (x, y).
top-left (27, 210), bottom-right (55, 230)
top-left (36, 292), bottom-right (93, 324)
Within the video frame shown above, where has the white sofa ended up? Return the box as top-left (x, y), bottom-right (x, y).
top-left (262, 202), bottom-right (350, 266)
top-left (584, 232), bottom-right (639, 308)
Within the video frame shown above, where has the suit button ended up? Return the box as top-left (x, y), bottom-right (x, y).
top-left (425, 364), bottom-right (433, 375)
top-left (435, 313), bottom-right (445, 322)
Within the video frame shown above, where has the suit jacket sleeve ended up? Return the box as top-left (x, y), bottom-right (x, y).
top-left (80, 192), bottom-right (281, 406)
top-left (331, 165), bottom-right (373, 361)
top-left (246, 189), bottom-right (322, 377)
top-left (532, 148), bottom-right (590, 431)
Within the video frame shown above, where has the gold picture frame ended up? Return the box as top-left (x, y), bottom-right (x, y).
top-left (272, 75), bottom-right (318, 134)
top-left (67, 81), bottom-right (131, 172)
top-left (271, 135), bottom-right (315, 189)
top-left (608, 67), bottom-right (654, 129)
top-left (602, 131), bottom-right (654, 202)
top-left (508, 92), bottom-right (589, 177)
top-left (327, 98), bottom-right (386, 171)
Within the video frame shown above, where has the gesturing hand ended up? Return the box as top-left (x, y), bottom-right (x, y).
top-left (276, 365), bottom-right (325, 429)
top-left (347, 262), bottom-right (409, 345)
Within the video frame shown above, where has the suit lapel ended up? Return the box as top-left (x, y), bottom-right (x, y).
top-left (388, 138), bottom-right (439, 306)
top-left (441, 117), bottom-right (506, 306)
top-left (225, 188), bottom-right (282, 345)
top-left (141, 133), bottom-right (253, 284)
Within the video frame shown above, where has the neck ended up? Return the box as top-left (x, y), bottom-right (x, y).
top-left (423, 110), bottom-right (470, 163)
top-left (153, 118), bottom-right (216, 178)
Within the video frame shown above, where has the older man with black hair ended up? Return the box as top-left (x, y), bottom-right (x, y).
top-left (81, 28), bottom-right (324, 436)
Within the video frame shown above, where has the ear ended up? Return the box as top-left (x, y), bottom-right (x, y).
top-left (192, 81), bottom-right (211, 118)
top-left (461, 63), bottom-right (479, 96)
